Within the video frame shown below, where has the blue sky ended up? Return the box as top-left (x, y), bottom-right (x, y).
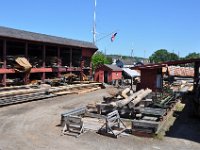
top-left (0, 0), bottom-right (200, 58)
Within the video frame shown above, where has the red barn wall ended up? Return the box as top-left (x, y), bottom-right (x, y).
top-left (140, 69), bottom-right (157, 90)
top-left (107, 72), bottom-right (112, 83)
top-left (94, 67), bottom-right (122, 83)
top-left (139, 68), bottom-right (163, 91)
top-left (112, 71), bottom-right (122, 80)
top-left (94, 69), bottom-right (104, 82)
top-left (82, 48), bottom-right (95, 57)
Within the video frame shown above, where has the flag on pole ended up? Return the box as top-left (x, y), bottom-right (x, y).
top-left (111, 32), bottom-right (117, 42)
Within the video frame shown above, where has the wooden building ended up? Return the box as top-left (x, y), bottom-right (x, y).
top-left (0, 26), bottom-right (97, 86)
top-left (95, 64), bottom-right (122, 84)
top-left (133, 59), bottom-right (200, 92)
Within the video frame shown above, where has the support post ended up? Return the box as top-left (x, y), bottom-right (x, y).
top-left (131, 77), bottom-right (133, 90)
top-left (57, 46), bottom-right (61, 78)
top-left (194, 61), bottom-right (200, 93)
top-left (42, 45), bottom-right (46, 81)
top-left (80, 59), bottom-right (84, 81)
top-left (70, 48), bottom-right (72, 74)
top-left (24, 42), bottom-right (29, 84)
top-left (89, 58), bottom-right (93, 80)
top-left (25, 42), bottom-right (28, 58)
top-left (2, 40), bottom-right (6, 86)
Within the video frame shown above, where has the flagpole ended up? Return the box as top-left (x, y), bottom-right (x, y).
top-left (93, 0), bottom-right (97, 44)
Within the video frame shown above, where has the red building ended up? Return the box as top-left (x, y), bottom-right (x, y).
top-left (133, 59), bottom-right (200, 92)
top-left (95, 64), bottom-right (122, 83)
top-left (0, 26), bottom-right (97, 86)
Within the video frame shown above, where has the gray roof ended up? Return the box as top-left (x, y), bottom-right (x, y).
top-left (122, 68), bottom-right (140, 77)
top-left (0, 26), bottom-right (97, 49)
top-left (104, 64), bottom-right (122, 71)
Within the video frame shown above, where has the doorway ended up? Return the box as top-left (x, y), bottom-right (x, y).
top-left (104, 71), bottom-right (108, 83)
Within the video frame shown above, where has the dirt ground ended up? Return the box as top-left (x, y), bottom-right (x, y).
top-left (0, 87), bottom-right (200, 150)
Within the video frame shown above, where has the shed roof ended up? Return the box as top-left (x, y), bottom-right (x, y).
top-left (133, 58), bottom-right (200, 70)
top-left (0, 26), bottom-right (97, 49)
top-left (97, 64), bottom-right (122, 71)
top-left (122, 68), bottom-right (140, 77)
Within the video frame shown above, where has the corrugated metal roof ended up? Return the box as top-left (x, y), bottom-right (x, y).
top-left (0, 26), bottom-right (97, 49)
top-left (104, 64), bottom-right (122, 71)
top-left (122, 68), bottom-right (140, 77)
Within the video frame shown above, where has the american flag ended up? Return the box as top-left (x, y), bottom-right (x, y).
top-left (111, 32), bottom-right (117, 42)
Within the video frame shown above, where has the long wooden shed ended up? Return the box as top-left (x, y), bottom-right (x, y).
top-left (0, 26), bottom-right (98, 86)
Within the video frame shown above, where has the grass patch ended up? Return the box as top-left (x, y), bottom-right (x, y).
top-left (154, 102), bottom-right (185, 140)
top-left (175, 102), bottom-right (185, 112)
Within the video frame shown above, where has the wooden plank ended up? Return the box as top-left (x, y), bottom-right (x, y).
top-left (77, 87), bottom-right (101, 94)
top-left (0, 68), bottom-right (53, 74)
top-left (66, 67), bottom-right (81, 72)
top-left (31, 68), bottom-right (53, 73)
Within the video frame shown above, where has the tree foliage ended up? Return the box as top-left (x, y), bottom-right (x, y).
top-left (149, 49), bottom-right (179, 63)
top-left (92, 51), bottom-right (112, 70)
top-left (185, 52), bottom-right (200, 59)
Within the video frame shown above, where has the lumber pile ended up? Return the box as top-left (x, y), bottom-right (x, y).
top-left (93, 88), bottom-right (152, 116)
top-left (29, 56), bottom-right (43, 68)
top-left (0, 84), bottom-right (53, 106)
top-left (46, 56), bottom-right (60, 67)
top-left (59, 86), bottom-right (181, 138)
top-left (85, 87), bottom-right (179, 136)
top-left (0, 83), bottom-right (103, 107)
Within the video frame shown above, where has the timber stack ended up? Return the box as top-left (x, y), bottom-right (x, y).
top-left (86, 87), bottom-right (178, 136)
top-left (0, 82), bottom-right (102, 107)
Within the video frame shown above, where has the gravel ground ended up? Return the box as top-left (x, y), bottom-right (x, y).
top-left (0, 87), bottom-right (200, 150)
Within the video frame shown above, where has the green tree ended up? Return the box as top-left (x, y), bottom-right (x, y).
top-left (92, 51), bottom-right (112, 70)
top-left (149, 49), bottom-right (179, 63)
top-left (169, 52), bottom-right (179, 61)
top-left (106, 56), bottom-right (113, 64)
top-left (185, 52), bottom-right (200, 59)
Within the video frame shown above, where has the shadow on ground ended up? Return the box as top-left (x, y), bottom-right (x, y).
top-left (166, 94), bottom-right (200, 143)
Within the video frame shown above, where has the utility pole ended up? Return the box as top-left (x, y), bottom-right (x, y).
top-left (131, 48), bottom-right (134, 58)
top-left (178, 51), bottom-right (180, 59)
top-left (131, 48), bottom-right (134, 64)
top-left (131, 43), bottom-right (134, 65)
top-left (93, 0), bottom-right (97, 44)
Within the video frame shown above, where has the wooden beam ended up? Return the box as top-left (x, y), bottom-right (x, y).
top-left (42, 45), bottom-right (46, 81)
top-left (80, 59), bottom-right (84, 81)
top-left (69, 48), bottom-right (72, 74)
top-left (57, 46), bottom-right (61, 66)
top-left (2, 39), bottom-right (6, 86)
top-left (70, 48), bottom-right (72, 68)
top-left (25, 42), bottom-right (28, 58)
top-left (24, 42), bottom-right (29, 84)
top-left (57, 46), bottom-right (61, 78)
top-left (194, 61), bottom-right (200, 92)
top-left (0, 68), bottom-right (60, 74)
top-left (90, 58), bottom-right (92, 77)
